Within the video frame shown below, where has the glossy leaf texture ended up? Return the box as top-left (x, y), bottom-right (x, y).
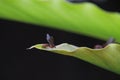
top-left (0, 0), bottom-right (120, 42)
top-left (29, 43), bottom-right (120, 74)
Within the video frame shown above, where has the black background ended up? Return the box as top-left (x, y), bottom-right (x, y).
top-left (68, 0), bottom-right (120, 12)
top-left (1, 0), bottom-right (120, 80)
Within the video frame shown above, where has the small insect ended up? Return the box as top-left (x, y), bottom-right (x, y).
top-left (41, 34), bottom-right (55, 48)
top-left (103, 37), bottom-right (115, 47)
top-left (94, 37), bottom-right (115, 49)
top-left (46, 34), bottom-right (55, 48)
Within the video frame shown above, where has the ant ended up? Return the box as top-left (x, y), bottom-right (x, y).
top-left (42, 34), bottom-right (55, 48)
top-left (94, 37), bottom-right (115, 49)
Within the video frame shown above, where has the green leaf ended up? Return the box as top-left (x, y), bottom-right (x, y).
top-left (0, 0), bottom-right (120, 42)
top-left (29, 43), bottom-right (120, 74)
top-left (1, 0), bottom-right (120, 74)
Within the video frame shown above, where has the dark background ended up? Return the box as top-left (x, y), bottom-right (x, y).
top-left (1, 0), bottom-right (120, 80)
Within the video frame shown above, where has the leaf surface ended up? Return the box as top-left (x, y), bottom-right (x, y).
top-left (0, 0), bottom-right (120, 41)
top-left (30, 43), bottom-right (120, 74)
